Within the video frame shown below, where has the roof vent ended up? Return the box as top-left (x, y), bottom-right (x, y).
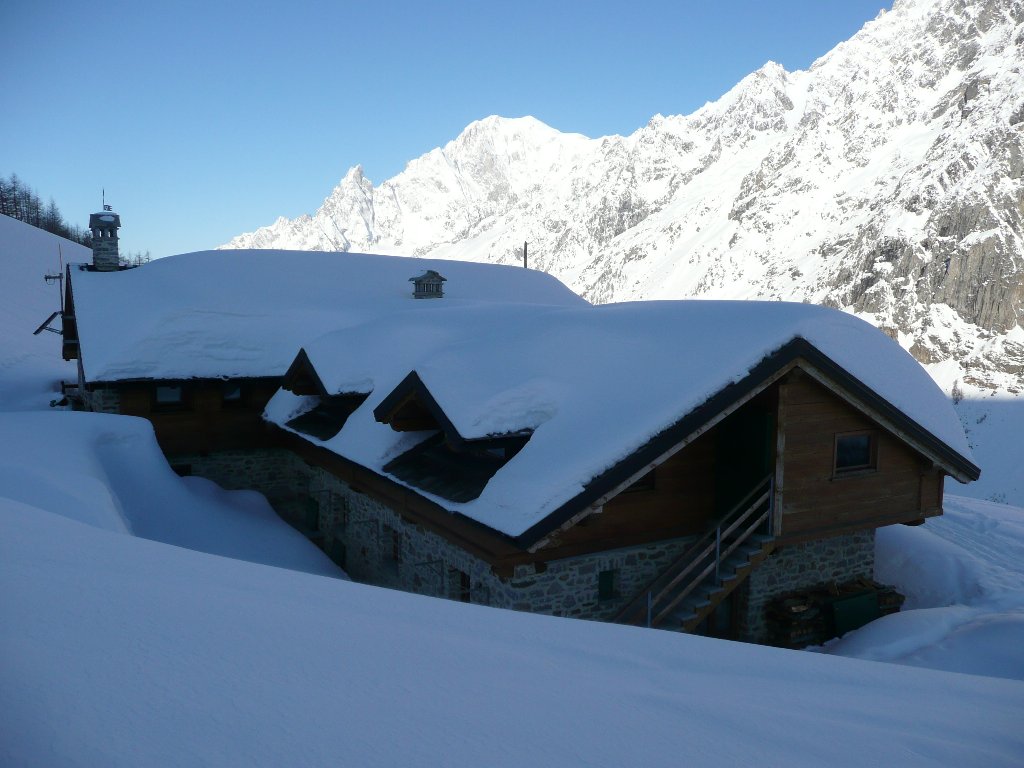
top-left (410, 270), bottom-right (446, 299)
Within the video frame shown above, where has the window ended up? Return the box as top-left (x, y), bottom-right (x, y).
top-left (383, 525), bottom-right (403, 565)
top-left (383, 432), bottom-right (530, 503)
top-left (285, 394), bottom-right (368, 440)
top-left (834, 432), bottom-right (876, 475)
top-left (598, 569), bottom-right (618, 601)
top-left (450, 568), bottom-right (471, 602)
top-left (327, 538), bottom-right (347, 570)
top-left (222, 382), bottom-right (242, 405)
top-left (154, 385), bottom-right (185, 410)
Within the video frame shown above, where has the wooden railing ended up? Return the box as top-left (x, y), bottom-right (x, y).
top-left (613, 475), bottom-right (774, 628)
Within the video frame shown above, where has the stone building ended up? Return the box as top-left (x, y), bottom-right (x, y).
top-left (60, 248), bottom-right (979, 644)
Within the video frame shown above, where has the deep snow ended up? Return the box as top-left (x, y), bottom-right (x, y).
top-left (3, 214), bottom-right (1023, 766)
top-left (68, 247), bottom-right (585, 383)
top-left (3, 494), bottom-right (1023, 768)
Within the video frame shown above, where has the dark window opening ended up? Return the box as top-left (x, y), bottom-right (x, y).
top-left (384, 525), bottom-right (403, 565)
top-left (386, 394), bottom-right (442, 432)
top-left (327, 538), bottom-right (347, 570)
top-left (835, 432), bottom-right (876, 474)
top-left (598, 569), bottom-right (618, 601)
top-left (286, 394), bottom-right (368, 441)
top-left (383, 432), bottom-right (531, 503)
top-left (153, 385), bottom-right (186, 410)
top-left (451, 568), bottom-right (471, 602)
top-left (222, 382), bottom-right (243, 406)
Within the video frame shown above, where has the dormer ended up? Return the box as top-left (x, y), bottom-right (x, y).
top-left (280, 348), bottom-right (368, 440)
top-left (373, 371), bottom-right (454, 435)
top-left (374, 371), bottom-right (532, 502)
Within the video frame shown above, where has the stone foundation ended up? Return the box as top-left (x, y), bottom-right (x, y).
top-left (738, 530), bottom-right (876, 642)
top-left (166, 446), bottom-right (879, 638)
top-left (309, 466), bottom-right (697, 620)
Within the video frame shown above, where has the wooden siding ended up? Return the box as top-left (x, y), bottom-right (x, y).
top-left (541, 391), bottom-right (776, 561)
top-left (548, 430), bottom-right (717, 554)
top-left (112, 379), bottom-right (282, 455)
top-left (778, 371), bottom-right (943, 540)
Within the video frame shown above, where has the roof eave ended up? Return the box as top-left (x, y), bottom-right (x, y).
top-left (512, 337), bottom-right (979, 550)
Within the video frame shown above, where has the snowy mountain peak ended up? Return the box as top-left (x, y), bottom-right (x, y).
top-left (223, 0), bottom-right (1024, 391)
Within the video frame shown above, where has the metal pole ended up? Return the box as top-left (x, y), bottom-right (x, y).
top-left (523, 241), bottom-right (528, 269)
top-left (646, 591), bottom-right (653, 628)
top-left (715, 526), bottom-right (721, 581)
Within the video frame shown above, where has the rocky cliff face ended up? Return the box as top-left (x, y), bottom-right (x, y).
top-left (223, 0), bottom-right (1024, 392)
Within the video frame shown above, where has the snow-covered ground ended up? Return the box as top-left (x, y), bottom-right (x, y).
top-left (0, 411), bottom-right (343, 577)
top-left (2, 215), bottom-right (1023, 765)
top-left (3, 494), bottom-right (1022, 767)
top-left (822, 495), bottom-right (1024, 682)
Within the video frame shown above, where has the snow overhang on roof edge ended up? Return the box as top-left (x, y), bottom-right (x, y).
top-left (510, 337), bottom-right (980, 549)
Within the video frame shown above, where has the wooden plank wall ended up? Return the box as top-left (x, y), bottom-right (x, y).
top-left (779, 371), bottom-right (943, 540)
top-left (546, 429), bottom-right (718, 557)
top-left (115, 380), bottom-right (282, 455)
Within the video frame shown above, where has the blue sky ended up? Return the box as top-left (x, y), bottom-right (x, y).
top-left (4, 0), bottom-right (890, 257)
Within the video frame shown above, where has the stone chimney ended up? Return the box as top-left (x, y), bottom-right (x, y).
top-left (89, 204), bottom-right (121, 271)
top-left (409, 269), bottom-right (446, 299)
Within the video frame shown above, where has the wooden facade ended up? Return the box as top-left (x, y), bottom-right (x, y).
top-left (101, 378), bottom-right (282, 455)
top-left (776, 371), bottom-right (943, 542)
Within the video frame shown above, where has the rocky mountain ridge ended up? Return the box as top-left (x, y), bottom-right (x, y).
top-left (223, 0), bottom-right (1024, 393)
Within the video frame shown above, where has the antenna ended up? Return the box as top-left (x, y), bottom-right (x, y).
top-left (102, 188), bottom-right (105, 208)
top-left (38, 244), bottom-right (65, 336)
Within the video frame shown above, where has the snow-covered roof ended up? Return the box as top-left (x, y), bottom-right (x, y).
top-left (68, 249), bottom-right (586, 383)
top-left (266, 300), bottom-right (977, 540)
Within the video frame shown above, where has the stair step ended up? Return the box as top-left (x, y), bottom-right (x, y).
top-left (676, 595), bottom-right (711, 616)
top-left (719, 555), bottom-right (749, 576)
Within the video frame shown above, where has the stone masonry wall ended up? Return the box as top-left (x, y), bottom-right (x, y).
top-left (170, 449), bottom-right (317, 531)
top-left (311, 467), bottom-right (696, 620)
top-left (161, 446), bottom-right (879, 639)
top-left (738, 530), bottom-right (876, 643)
top-left (83, 387), bottom-right (121, 414)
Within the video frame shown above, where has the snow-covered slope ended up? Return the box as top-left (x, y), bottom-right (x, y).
top-left (0, 411), bottom-right (344, 576)
top-left (826, 494), bottom-right (1024, 681)
top-left (0, 214), bottom-right (87, 410)
top-left (4, 490), bottom-right (1023, 767)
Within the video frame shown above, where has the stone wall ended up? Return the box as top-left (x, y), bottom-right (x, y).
top-left (169, 449), bottom-right (318, 532)
top-left (161, 445), bottom-right (879, 640)
top-left (310, 466), bottom-right (696, 620)
top-left (83, 387), bottom-right (121, 414)
top-left (738, 530), bottom-right (875, 643)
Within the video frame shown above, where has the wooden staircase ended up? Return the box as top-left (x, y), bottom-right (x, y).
top-left (613, 475), bottom-right (776, 632)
